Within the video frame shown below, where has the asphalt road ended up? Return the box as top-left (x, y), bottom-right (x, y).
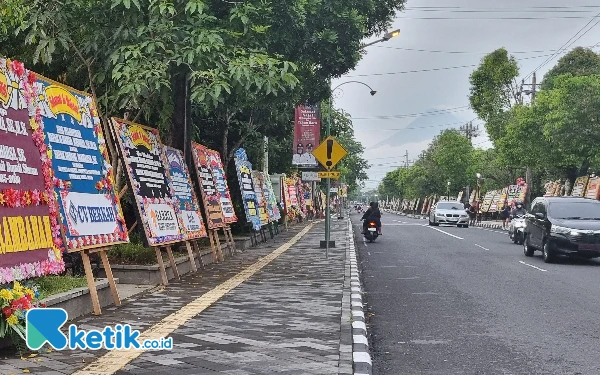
top-left (352, 211), bottom-right (600, 375)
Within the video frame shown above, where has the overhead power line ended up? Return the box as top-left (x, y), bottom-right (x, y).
top-left (346, 52), bottom-right (561, 78)
top-left (346, 64), bottom-right (478, 77)
top-left (351, 106), bottom-right (470, 120)
top-left (405, 6), bottom-right (600, 9)
top-left (523, 11), bottom-right (600, 80)
top-left (405, 9), bottom-right (600, 13)
top-left (395, 15), bottom-right (600, 20)
top-left (374, 44), bottom-right (599, 55)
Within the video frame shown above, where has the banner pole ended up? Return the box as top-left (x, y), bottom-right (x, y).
top-left (325, 91), bottom-right (333, 257)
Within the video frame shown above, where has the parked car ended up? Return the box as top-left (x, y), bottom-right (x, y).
top-left (523, 197), bottom-right (600, 263)
top-left (429, 202), bottom-right (470, 228)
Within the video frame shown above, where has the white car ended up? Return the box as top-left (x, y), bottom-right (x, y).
top-left (429, 202), bottom-right (470, 228)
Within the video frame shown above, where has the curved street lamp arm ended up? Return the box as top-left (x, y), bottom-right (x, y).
top-left (332, 80), bottom-right (376, 93)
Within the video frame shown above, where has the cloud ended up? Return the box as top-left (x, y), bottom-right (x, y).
top-left (362, 138), bottom-right (434, 190)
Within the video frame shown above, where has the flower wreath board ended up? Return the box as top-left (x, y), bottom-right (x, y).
top-left (233, 148), bottom-right (261, 232)
top-left (202, 146), bottom-right (238, 256)
top-left (190, 142), bottom-right (235, 263)
top-left (0, 58), bottom-right (64, 287)
top-left (35, 75), bottom-right (130, 314)
top-left (164, 146), bottom-right (208, 272)
top-left (111, 118), bottom-right (186, 285)
top-left (252, 171), bottom-right (270, 226)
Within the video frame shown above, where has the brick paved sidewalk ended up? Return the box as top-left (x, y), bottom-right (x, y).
top-left (0, 219), bottom-right (355, 375)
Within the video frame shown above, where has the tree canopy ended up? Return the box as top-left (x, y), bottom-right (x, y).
top-left (0, 0), bottom-right (406, 199)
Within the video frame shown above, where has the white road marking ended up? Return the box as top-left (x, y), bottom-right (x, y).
top-left (363, 237), bottom-right (368, 247)
top-left (519, 261), bottom-right (548, 272)
top-left (385, 223), bottom-right (424, 226)
top-left (426, 226), bottom-right (464, 240)
top-left (474, 227), bottom-right (506, 235)
top-left (475, 244), bottom-right (490, 251)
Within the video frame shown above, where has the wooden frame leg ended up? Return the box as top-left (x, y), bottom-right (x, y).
top-left (208, 230), bottom-right (218, 263)
top-left (227, 227), bottom-right (237, 253)
top-left (185, 241), bottom-right (197, 273)
top-left (165, 246), bottom-right (180, 280)
top-left (192, 240), bottom-right (204, 269)
top-left (222, 228), bottom-right (232, 257)
top-left (155, 247), bottom-right (168, 285)
top-left (99, 250), bottom-right (121, 307)
top-left (81, 251), bottom-right (101, 315)
top-left (213, 230), bottom-right (224, 262)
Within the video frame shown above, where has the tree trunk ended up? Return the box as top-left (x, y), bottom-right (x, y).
top-left (169, 65), bottom-right (191, 159)
top-left (578, 158), bottom-right (591, 177)
top-left (565, 165), bottom-right (579, 195)
top-left (222, 121), bottom-right (230, 175)
top-left (525, 166), bottom-right (533, 207)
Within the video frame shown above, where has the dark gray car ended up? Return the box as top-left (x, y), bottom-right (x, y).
top-left (523, 197), bottom-right (600, 263)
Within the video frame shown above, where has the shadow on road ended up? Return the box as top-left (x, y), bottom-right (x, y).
top-left (530, 254), bottom-right (600, 266)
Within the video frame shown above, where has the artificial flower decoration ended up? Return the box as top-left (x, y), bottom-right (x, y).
top-left (0, 57), bottom-right (65, 284)
top-left (0, 281), bottom-right (45, 343)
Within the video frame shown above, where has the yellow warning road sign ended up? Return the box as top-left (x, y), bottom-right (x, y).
top-left (318, 171), bottom-right (341, 179)
top-left (312, 136), bottom-right (347, 171)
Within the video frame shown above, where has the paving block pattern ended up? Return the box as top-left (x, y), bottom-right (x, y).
top-left (0, 220), bottom-right (354, 375)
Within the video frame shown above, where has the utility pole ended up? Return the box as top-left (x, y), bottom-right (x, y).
top-left (520, 72), bottom-right (540, 207)
top-left (459, 121), bottom-right (480, 143)
top-left (404, 150), bottom-right (409, 168)
top-left (531, 72), bottom-right (537, 102)
top-left (263, 136), bottom-right (269, 173)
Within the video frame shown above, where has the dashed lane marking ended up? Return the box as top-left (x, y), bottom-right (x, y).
top-left (519, 261), bottom-right (548, 272)
top-left (475, 244), bottom-right (490, 251)
top-left (425, 226), bottom-right (464, 240)
top-left (72, 222), bottom-right (317, 375)
top-left (474, 226), bottom-right (506, 235)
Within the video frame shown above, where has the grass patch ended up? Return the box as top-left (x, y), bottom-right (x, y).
top-left (107, 232), bottom-right (188, 265)
top-left (34, 275), bottom-right (89, 299)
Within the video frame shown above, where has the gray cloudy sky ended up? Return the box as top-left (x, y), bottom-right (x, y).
top-left (331, 0), bottom-right (600, 190)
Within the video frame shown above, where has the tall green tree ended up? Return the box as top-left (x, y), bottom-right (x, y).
top-left (541, 47), bottom-right (600, 90)
top-left (537, 74), bottom-right (600, 177)
top-left (469, 48), bottom-right (520, 141)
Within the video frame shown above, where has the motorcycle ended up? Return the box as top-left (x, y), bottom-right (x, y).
top-left (363, 220), bottom-right (379, 243)
top-left (508, 215), bottom-right (526, 245)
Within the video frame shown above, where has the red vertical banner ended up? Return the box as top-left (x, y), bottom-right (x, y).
top-left (292, 105), bottom-right (321, 166)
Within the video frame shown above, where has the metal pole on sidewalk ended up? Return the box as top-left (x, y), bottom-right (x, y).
top-left (325, 94), bottom-right (332, 259)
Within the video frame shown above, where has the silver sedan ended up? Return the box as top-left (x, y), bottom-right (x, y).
top-left (429, 202), bottom-right (470, 228)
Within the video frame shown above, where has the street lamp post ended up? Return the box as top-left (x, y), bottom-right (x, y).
top-left (361, 29), bottom-right (401, 48)
top-left (321, 81), bottom-right (377, 257)
top-left (320, 28), bottom-right (399, 256)
top-left (447, 181), bottom-right (451, 201)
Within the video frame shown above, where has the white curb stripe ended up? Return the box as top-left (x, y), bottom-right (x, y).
top-left (353, 335), bottom-right (369, 345)
top-left (348, 219), bottom-right (372, 375)
top-left (353, 352), bottom-right (372, 365)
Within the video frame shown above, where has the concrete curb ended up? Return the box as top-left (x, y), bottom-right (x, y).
top-left (475, 222), bottom-right (505, 230)
top-left (347, 219), bottom-right (372, 375)
top-left (339, 219), bottom-right (353, 375)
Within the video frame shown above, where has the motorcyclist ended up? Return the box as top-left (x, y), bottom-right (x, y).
top-left (361, 202), bottom-right (382, 235)
top-left (510, 200), bottom-right (527, 218)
